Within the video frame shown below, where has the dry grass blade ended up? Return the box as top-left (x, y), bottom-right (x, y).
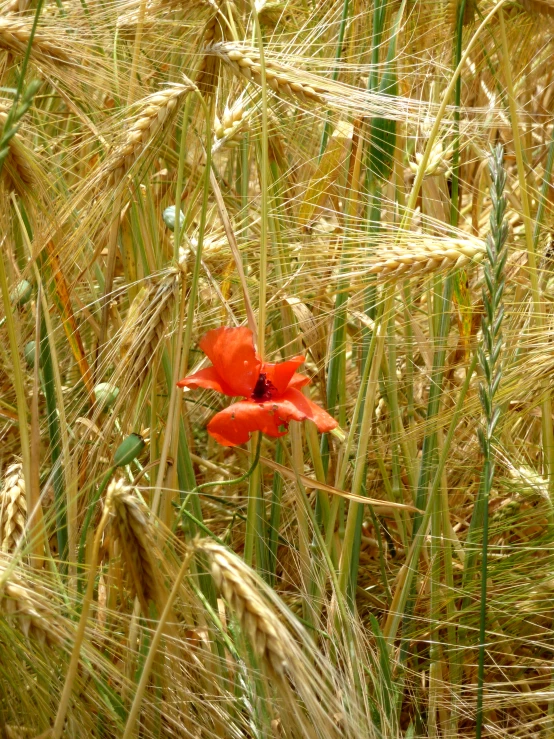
top-left (102, 82), bottom-right (196, 189)
top-left (117, 269), bottom-right (179, 389)
top-left (108, 479), bottom-right (166, 615)
top-left (365, 238), bottom-right (485, 280)
top-left (0, 463), bottom-right (26, 554)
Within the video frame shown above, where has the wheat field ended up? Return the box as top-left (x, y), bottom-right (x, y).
top-left (0, 0), bottom-right (554, 736)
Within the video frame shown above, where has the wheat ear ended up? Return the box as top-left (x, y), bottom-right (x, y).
top-left (365, 239), bottom-right (485, 281)
top-left (109, 479), bottom-right (166, 615)
top-left (102, 82), bottom-right (196, 189)
top-left (0, 18), bottom-right (71, 63)
top-left (195, 539), bottom-right (289, 676)
top-left (0, 463), bottom-right (27, 554)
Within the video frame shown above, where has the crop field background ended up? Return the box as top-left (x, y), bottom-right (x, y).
top-left (0, 0), bottom-right (554, 736)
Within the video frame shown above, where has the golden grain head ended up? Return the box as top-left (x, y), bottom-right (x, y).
top-left (0, 463), bottom-right (27, 554)
top-left (108, 479), bottom-right (165, 615)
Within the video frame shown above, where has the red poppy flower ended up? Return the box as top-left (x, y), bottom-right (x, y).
top-left (177, 326), bottom-right (338, 447)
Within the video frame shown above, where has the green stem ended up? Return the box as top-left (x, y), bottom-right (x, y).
top-left (338, 289), bottom-right (393, 598)
top-left (77, 466), bottom-right (116, 583)
top-left (318, 0), bottom-right (350, 158)
top-left (384, 350), bottom-right (479, 643)
top-left (40, 315), bottom-right (67, 564)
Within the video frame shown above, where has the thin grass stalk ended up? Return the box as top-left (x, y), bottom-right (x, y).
top-left (384, 304), bottom-right (408, 544)
top-left (244, 436), bottom-right (263, 568)
top-left (474, 144), bottom-right (508, 739)
top-left (428, 436), bottom-right (444, 738)
top-left (498, 10), bottom-right (554, 496)
top-left (16, 202), bottom-right (75, 577)
top-left (0, 248), bottom-right (39, 562)
top-left (325, 303), bottom-right (381, 554)
top-left (383, 350), bottom-right (479, 643)
top-left (243, 0), bottom-right (269, 571)
top-left (437, 423), bottom-right (462, 739)
top-left (157, 99), bottom-right (195, 529)
top-left (39, 313), bottom-right (67, 564)
top-left (337, 287), bottom-right (393, 599)
top-left (30, 294), bottom-right (42, 568)
top-left (179, 93), bottom-right (213, 384)
top-left (266, 440), bottom-right (284, 586)
top-left (0, 0), bottom-right (43, 179)
top-left (318, 0), bottom-right (350, 158)
top-left (533, 123), bottom-right (554, 250)
top-left (321, 125), bottom-right (363, 479)
top-left (250, 0), bottom-right (268, 355)
top-left (402, 0), bottom-right (507, 223)
top-left (279, 443), bottom-right (351, 632)
top-left (153, 92), bottom-right (212, 516)
top-left (173, 96), bottom-right (193, 262)
top-left (126, 0), bottom-right (148, 104)
top-left (344, 0), bottom-right (404, 603)
top-left (52, 488), bottom-right (114, 739)
top-left (412, 276), bottom-right (453, 534)
top-left (446, 7), bottom-right (468, 561)
top-left (450, 0), bottom-right (469, 229)
top-left (122, 552), bottom-right (193, 739)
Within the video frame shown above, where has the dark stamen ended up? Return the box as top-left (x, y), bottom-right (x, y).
top-left (251, 373), bottom-right (275, 402)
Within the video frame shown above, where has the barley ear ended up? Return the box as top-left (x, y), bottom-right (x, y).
top-left (0, 463), bottom-right (27, 554)
top-left (195, 539), bottom-right (289, 676)
top-left (117, 269), bottom-right (179, 391)
top-left (0, 559), bottom-right (64, 647)
top-left (109, 479), bottom-right (166, 615)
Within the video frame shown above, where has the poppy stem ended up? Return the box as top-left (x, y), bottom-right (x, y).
top-left (196, 434), bottom-right (262, 493)
top-left (173, 435), bottom-right (263, 529)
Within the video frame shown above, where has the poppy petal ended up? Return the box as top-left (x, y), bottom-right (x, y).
top-left (207, 401), bottom-right (288, 447)
top-left (276, 388), bottom-right (338, 433)
top-left (177, 366), bottom-right (235, 396)
top-left (199, 327), bottom-right (261, 398)
top-left (288, 372), bottom-right (311, 390)
top-left (262, 356), bottom-right (305, 394)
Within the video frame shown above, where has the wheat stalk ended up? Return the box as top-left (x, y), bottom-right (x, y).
top-left (108, 479), bottom-right (165, 615)
top-left (0, 463), bottom-right (26, 554)
top-left (102, 82), bottom-right (196, 189)
top-left (364, 238), bottom-right (485, 281)
top-left (195, 539), bottom-right (289, 676)
top-left (0, 17), bottom-right (71, 63)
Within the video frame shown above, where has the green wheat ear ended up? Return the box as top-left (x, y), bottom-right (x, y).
top-left (474, 143), bottom-right (509, 739)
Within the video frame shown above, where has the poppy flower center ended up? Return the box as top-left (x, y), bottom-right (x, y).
top-left (251, 372), bottom-right (276, 402)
